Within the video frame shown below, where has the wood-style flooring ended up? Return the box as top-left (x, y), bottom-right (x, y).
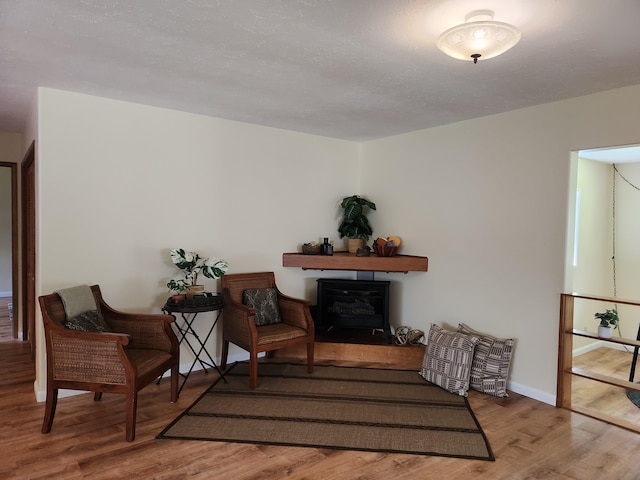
top-left (0, 296), bottom-right (13, 342)
top-left (1, 339), bottom-right (640, 479)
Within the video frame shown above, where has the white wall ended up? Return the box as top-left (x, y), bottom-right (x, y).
top-left (361, 84), bottom-right (640, 404)
top-left (35, 87), bottom-right (358, 397)
top-left (0, 132), bottom-right (23, 295)
top-left (33, 83), bottom-right (640, 405)
top-left (570, 158), bottom-right (613, 351)
top-left (609, 162), bottom-right (640, 342)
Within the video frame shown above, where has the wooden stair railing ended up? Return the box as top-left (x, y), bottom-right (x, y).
top-left (558, 293), bottom-right (640, 433)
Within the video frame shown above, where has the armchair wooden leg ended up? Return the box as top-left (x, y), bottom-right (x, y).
top-left (94, 392), bottom-right (103, 401)
top-left (125, 391), bottom-right (138, 442)
top-left (41, 386), bottom-right (58, 434)
top-left (221, 339), bottom-right (229, 370)
top-left (249, 351), bottom-right (258, 389)
top-left (307, 341), bottom-right (314, 373)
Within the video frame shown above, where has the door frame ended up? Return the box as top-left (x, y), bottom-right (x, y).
top-left (21, 141), bottom-right (35, 352)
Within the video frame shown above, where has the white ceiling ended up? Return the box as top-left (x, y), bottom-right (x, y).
top-left (2, 0), bottom-right (640, 141)
top-left (580, 145), bottom-right (640, 164)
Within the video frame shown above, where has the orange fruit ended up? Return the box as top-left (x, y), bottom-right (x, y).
top-left (387, 235), bottom-right (401, 247)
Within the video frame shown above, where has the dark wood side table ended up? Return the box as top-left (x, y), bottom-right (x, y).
top-left (162, 296), bottom-right (227, 395)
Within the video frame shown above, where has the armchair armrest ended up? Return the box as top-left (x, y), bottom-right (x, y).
top-left (48, 328), bottom-right (132, 384)
top-left (99, 300), bottom-right (178, 353)
top-left (277, 294), bottom-right (313, 331)
top-left (221, 294), bottom-right (259, 348)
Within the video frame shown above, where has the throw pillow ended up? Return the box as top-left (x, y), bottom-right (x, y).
top-left (65, 310), bottom-right (111, 333)
top-left (242, 288), bottom-right (282, 326)
top-left (458, 323), bottom-right (514, 397)
top-left (420, 324), bottom-right (479, 396)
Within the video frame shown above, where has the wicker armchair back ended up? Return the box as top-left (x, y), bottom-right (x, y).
top-left (220, 272), bottom-right (314, 388)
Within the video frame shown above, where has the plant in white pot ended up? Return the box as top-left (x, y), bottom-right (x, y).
top-left (169, 248), bottom-right (229, 299)
top-left (338, 195), bottom-right (376, 253)
top-left (594, 309), bottom-right (619, 338)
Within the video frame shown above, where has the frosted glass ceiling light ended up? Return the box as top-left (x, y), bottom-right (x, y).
top-left (437, 10), bottom-right (521, 64)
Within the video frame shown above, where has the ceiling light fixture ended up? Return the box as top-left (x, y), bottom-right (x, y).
top-left (437, 10), bottom-right (521, 64)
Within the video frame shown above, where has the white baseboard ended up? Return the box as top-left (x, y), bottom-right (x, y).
top-left (0, 291), bottom-right (12, 298)
top-left (507, 380), bottom-right (556, 406)
top-left (573, 339), bottom-right (631, 357)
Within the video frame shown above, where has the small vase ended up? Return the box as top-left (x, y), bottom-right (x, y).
top-left (347, 238), bottom-right (365, 253)
top-left (186, 285), bottom-right (205, 300)
top-left (597, 325), bottom-right (612, 338)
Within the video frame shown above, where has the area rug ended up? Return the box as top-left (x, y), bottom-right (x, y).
top-left (626, 382), bottom-right (640, 408)
top-left (157, 362), bottom-right (494, 461)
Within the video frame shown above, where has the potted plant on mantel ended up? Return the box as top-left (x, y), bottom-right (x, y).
top-left (338, 195), bottom-right (376, 253)
top-left (169, 248), bottom-right (229, 299)
top-left (594, 308), bottom-right (619, 338)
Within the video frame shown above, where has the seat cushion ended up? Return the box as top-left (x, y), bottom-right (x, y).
top-left (126, 349), bottom-right (174, 378)
top-left (256, 323), bottom-right (308, 345)
top-left (457, 323), bottom-right (514, 397)
top-left (420, 324), bottom-right (479, 397)
top-left (243, 288), bottom-right (282, 326)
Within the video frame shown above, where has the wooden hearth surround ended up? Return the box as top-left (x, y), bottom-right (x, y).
top-left (282, 251), bottom-right (428, 273)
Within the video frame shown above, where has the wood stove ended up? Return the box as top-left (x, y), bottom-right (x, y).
top-left (316, 278), bottom-right (390, 338)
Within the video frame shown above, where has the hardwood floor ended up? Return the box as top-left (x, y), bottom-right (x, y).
top-left (572, 346), bottom-right (640, 424)
top-left (0, 296), bottom-right (13, 342)
top-left (1, 340), bottom-right (640, 479)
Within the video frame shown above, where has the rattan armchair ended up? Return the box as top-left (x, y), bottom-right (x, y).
top-left (39, 285), bottom-right (179, 442)
top-left (220, 272), bottom-right (314, 388)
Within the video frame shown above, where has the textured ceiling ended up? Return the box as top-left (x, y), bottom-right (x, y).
top-left (2, 0), bottom-right (640, 141)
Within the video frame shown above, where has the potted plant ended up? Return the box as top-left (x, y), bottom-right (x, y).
top-left (169, 248), bottom-right (229, 299)
top-left (338, 195), bottom-right (376, 253)
top-left (594, 309), bottom-right (619, 338)
top-left (166, 278), bottom-right (188, 303)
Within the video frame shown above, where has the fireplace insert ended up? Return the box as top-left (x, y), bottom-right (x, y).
top-left (316, 278), bottom-right (390, 338)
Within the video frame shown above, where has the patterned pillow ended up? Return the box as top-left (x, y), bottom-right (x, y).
top-left (65, 310), bottom-right (111, 333)
top-left (242, 288), bottom-right (282, 326)
top-left (420, 324), bottom-right (479, 396)
top-left (458, 323), bottom-right (514, 397)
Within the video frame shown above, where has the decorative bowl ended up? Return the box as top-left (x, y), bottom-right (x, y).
top-left (373, 245), bottom-right (398, 257)
top-left (302, 243), bottom-right (322, 255)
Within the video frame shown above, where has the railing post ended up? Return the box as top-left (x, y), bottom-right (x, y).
top-left (557, 294), bottom-right (574, 408)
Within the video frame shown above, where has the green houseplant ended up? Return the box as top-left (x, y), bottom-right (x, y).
top-left (168, 248), bottom-right (229, 298)
top-left (594, 309), bottom-right (619, 338)
top-left (166, 278), bottom-right (188, 302)
top-left (338, 195), bottom-right (376, 253)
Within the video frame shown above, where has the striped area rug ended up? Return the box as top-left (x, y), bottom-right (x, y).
top-left (158, 362), bottom-right (494, 460)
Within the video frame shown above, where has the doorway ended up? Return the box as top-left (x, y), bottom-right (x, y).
top-left (0, 161), bottom-right (17, 342)
top-left (563, 143), bottom-right (640, 428)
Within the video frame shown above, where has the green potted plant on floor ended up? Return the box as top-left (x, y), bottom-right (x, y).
top-left (594, 308), bottom-right (619, 338)
top-left (338, 195), bottom-right (376, 253)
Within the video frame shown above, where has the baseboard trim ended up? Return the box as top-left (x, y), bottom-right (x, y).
top-left (507, 381), bottom-right (556, 406)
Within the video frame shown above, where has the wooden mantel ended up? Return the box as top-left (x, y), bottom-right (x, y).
top-left (282, 252), bottom-right (428, 273)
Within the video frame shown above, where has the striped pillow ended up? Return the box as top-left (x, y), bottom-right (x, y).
top-left (458, 323), bottom-right (514, 397)
top-left (420, 324), bottom-right (479, 396)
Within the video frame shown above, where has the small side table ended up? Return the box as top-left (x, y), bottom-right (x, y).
top-left (162, 296), bottom-right (227, 395)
